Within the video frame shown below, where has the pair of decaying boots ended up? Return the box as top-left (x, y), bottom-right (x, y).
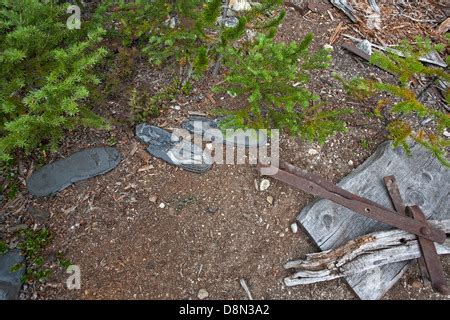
top-left (135, 117), bottom-right (267, 174)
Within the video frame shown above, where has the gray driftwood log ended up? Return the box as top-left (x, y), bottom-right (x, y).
top-left (297, 141), bottom-right (450, 300)
top-left (285, 220), bottom-right (450, 286)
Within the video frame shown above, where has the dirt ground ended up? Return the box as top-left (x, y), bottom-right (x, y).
top-left (1, 2), bottom-right (449, 300)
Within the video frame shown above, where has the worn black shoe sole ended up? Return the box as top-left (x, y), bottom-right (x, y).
top-left (27, 147), bottom-right (122, 197)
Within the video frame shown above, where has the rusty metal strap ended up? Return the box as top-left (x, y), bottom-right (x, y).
top-left (257, 163), bottom-right (446, 244)
top-left (407, 206), bottom-right (449, 295)
top-left (384, 176), bottom-right (432, 289)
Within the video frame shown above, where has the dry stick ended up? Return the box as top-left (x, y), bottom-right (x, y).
top-left (239, 279), bottom-right (254, 300)
top-left (284, 220), bottom-right (450, 287)
top-left (398, 13), bottom-right (437, 24)
top-left (327, 10), bottom-right (334, 21)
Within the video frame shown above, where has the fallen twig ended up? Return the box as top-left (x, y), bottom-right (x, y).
top-left (398, 13), bottom-right (437, 24)
top-left (329, 22), bottom-right (345, 45)
top-left (239, 278), bottom-right (254, 300)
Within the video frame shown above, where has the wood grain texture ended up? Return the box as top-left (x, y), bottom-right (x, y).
top-left (284, 220), bottom-right (450, 286)
top-left (297, 141), bottom-right (450, 300)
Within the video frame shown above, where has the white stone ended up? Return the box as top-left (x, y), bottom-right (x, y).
top-left (260, 179), bottom-right (270, 191)
top-left (308, 149), bottom-right (319, 156)
top-left (290, 223), bottom-right (298, 234)
top-left (197, 289), bottom-right (209, 300)
top-left (159, 203), bottom-right (166, 209)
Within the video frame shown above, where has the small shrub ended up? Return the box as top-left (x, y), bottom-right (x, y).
top-left (0, 240), bottom-right (8, 254)
top-left (0, 0), bottom-right (108, 164)
top-left (215, 33), bottom-right (350, 143)
top-left (17, 228), bottom-right (52, 283)
top-left (340, 37), bottom-right (450, 167)
top-left (142, 0), bottom-right (241, 76)
top-left (104, 46), bottom-right (140, 98)
top-left (129, 88), bottom-right (161, 124)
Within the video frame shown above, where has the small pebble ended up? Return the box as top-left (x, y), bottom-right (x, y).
top-left (290, 223), bottom-right (298, 234)
top-left (308, 148), bottom-right (319, 156)
top-left (149, 196), bottom-right (158, 203)
top-left (348, 160), bottom-right (354, 166)
top-left (267, 196), bottom-right (274, 205)
top-left (159, 203), bottom-right (166, 209)
top-left (260, 179), bottom-right (270, 191)
top-left (197, 289), bottom-right (209, 300)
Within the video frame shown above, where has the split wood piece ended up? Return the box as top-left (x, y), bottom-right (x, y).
top-left (330, 0), bottom-right (357, 23)
top-left (342, 42), bottom-right (371, 62)
top-left (284, 220), bottom-right (450, 286)
top-left (341, 42), bottom-right (394, 75)
top-left (437, 18), bottom-right (450, 34)
top-left (297, 141), bottom-right (450, 300)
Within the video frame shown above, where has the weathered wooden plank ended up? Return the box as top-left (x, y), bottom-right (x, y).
top-left (284, 221), bottom-right (450, 286)
top-left (297, 141), bottom-right (450, 300)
